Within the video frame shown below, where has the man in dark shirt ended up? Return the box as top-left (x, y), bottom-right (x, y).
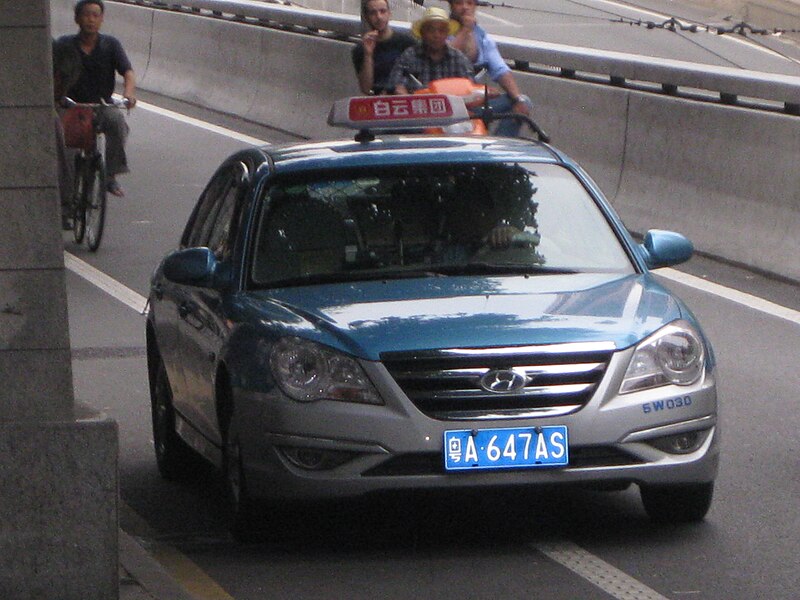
top-left (56, 0), bottom-right (136, 196)
top-left (352, 0), bottom-right (415, 95)
top-left (386, 7), bottom-right (473, 95)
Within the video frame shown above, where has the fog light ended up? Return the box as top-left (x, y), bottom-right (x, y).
top-left (280, 447), bottom-right (356, 471)
top-left (648, 429), bottom-right (709, 455)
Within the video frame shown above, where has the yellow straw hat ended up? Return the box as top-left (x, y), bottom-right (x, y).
top-left (411, 7), bottom-right (460, 38)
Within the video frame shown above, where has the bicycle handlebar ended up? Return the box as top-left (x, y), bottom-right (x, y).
top-left (60, 96), bottom-right (132, 110)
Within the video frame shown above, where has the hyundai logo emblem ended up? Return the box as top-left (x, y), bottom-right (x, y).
top-left (479, 369), bottom-right (528, 393)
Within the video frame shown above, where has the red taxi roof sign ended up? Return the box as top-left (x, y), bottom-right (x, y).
top-left (328, 94), bottom-right (470, 130)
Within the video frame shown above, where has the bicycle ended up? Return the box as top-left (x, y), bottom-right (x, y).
top-left (59, 97), bottom-right (129, 251)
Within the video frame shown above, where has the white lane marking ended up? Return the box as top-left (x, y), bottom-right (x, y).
top-left (64, 252), bottom-right (148, 314)
top-left (587, 0), bottom-right (791, 61)
top-left (592, 0), bottom-right (669, 20)
top-left (659, 268), bottom-right (800, 327)
top-left (136, 100), bottom-right (269, 146)
top-left (537, 541), bottom-right (671, 600)
top-left (64, 248), bottom-right (800, 330)
top-left (477, 10), bottom-right (521, 27)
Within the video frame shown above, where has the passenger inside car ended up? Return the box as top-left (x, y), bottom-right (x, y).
top-left (253, 193), bottom-right (347, 282)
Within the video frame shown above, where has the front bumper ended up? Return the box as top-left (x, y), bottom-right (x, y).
top-left (235, 350), bottom-right (719, 501)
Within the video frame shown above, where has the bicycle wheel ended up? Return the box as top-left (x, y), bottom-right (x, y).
top-left (85, 155), bottom-right (107, 252)
top-left (72, 154), bottom-right (87, 244)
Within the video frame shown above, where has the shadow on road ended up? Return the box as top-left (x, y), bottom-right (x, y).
top-left (121, 457), bottom-right (715, 555)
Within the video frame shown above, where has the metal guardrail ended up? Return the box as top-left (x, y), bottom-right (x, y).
top-left (121, 0), bottom-right (800, 114)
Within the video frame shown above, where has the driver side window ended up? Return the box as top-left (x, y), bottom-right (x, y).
top-left (182, 166), bottom-right (244, 261)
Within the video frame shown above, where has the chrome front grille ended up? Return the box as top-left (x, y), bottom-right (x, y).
top-left (381, 343), bottom-right (614, 420)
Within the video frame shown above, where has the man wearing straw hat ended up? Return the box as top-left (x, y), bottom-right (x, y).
top-left (386, 6), bottom-right (474, 95)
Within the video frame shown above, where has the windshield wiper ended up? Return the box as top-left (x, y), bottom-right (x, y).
top-left (259, 269), bottom-right (448, 288)
top-left (433, 263), bottom-right (578, 276)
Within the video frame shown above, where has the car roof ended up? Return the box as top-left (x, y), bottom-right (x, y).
top-left (258, 135), bottom-right (567, 175)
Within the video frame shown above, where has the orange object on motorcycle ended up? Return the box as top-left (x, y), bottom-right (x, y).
top-left (414, 78), bottom-right (500, 135)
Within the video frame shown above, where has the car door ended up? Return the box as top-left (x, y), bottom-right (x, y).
top-left (153, 172), bottom-right (230, 416)
top-left (176, 162), bottom-right (249, 446)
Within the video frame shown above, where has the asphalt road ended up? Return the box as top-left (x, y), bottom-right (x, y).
top-left (63, 88), bottom-right (800, 599)
top-left (479, 0), bottom-right (800, 73)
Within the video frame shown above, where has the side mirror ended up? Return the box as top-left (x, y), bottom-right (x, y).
top-left (162, 247), bottom-right (218, 287)
top-left (640, 229), bottom-right (693, 269)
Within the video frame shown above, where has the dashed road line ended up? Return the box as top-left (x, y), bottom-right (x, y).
top-left (536, 541), bottom-right (671, 600)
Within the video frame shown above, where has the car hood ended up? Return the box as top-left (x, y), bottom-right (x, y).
top-left (245, 273), bottom-right (684, 360)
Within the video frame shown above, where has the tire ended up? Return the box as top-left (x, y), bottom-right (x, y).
top-left (150, 356), bottom-right (196, 481)
top-left (85, 155), bottom-right (107, 252)
top-left (72, 155), bottom-right (87, 244)
top-left (640, 481), bottom-right (714, 524)
top-left (223, 415), bottom-right (258, 542)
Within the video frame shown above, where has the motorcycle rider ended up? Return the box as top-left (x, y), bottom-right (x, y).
top-left (386, 7), bottom-right (474, 95)
top-left (352, 0), bottom-right (415, 95)
top-left (447, 0), bottom-right (532, 137)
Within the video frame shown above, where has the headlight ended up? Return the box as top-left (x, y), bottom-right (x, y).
top-left (619, 320), bottom-right (705, 394)
top-left (269, 337), bottom-right (383, 405)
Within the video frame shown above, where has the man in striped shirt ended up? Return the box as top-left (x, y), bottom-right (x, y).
top-left (386, 7), bottom-right (474, 95)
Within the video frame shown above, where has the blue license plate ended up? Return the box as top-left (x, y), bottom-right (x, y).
top-left (443, 426), bottom-right (569, 471)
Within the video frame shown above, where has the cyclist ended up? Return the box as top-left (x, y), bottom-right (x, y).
top-left (55, 0), bottom-right (136, 197)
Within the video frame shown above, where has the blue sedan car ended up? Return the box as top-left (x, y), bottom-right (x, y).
top-left (146, 96), bottom-right (718, 537)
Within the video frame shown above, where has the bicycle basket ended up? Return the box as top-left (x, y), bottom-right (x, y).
top-left (61, 106), bottom-right (95, 150)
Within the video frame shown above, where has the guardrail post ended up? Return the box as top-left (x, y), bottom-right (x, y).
top-left (662, 83), bottom-right (678, 95)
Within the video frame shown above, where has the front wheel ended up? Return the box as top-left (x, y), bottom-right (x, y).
top-left (223, 416), bottom-right (259, 542)
top-left (150, 355), bottom-right (196, 481)
top-left (85, 155), bottom-right (107, 252)
top-left (72, 154), bottom-right (87, 244)
top-left (640, 482), bottom-right (714, 524)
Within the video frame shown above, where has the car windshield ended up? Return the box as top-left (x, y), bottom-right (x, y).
top-left (250, 163), bottom-right (634, 287)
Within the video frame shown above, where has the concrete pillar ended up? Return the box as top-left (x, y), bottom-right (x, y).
top-left (0, 2), bottom-right (119, 598)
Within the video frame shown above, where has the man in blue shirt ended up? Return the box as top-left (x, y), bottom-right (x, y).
top-left (447, 0), bottom-right (532, 137)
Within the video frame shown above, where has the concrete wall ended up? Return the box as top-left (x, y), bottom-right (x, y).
top-left (50, 0), bottom-right (800, 281)
top-left (1, 2), bottom-right (119, 597)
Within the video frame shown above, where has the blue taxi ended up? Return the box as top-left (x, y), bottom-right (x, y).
top-left (146, 95), bottom-right (718, 537)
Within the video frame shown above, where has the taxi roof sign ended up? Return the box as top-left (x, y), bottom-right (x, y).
top-left (328, 94), bottom-right (471, 131)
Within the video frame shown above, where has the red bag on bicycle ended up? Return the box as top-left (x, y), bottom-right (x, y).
top-left (60, 106), bottom-right (95, 150)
